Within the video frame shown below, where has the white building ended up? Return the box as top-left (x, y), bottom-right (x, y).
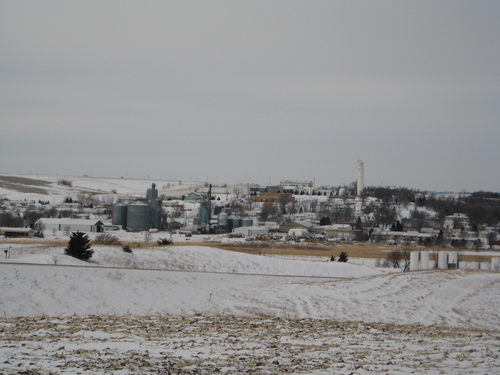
top-left (35, 218), bottom-right (105, 233)
top-left (233, 226), bottom-right (269, 237)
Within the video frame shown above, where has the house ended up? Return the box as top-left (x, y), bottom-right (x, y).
top-left (250, 192), bottom-right (294, 203)
top-left (35, 218), bottom-right (105, 233)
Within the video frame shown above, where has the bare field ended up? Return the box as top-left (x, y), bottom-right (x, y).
top-left (1, 315), bottom-right (498, 375)
top-left (0, 176), bottom-right (50, 195)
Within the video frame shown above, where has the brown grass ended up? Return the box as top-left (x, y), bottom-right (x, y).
top-left (1, 237), bottom-right (496, 262)
top-left (177, 241), bottom-right (403, 259)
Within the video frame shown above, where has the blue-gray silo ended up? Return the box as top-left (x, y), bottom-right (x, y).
top-left (112, 203), bottom-right (128, 229)
top-left (229, 215), bottom-right (241, 231)
top-left (241, 217), bottom-right (253, 227)
top-left (127, 202), bottom-right (150, 232)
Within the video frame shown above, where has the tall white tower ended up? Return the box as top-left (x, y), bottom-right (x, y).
top-left (357, 160), bottom-right (364, 197)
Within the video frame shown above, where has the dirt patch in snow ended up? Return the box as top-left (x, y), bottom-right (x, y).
top-left (0, 176), bottom-right (51, 195)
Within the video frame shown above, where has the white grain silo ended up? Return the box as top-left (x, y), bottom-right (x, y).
top-left (357, 160), bottom-right (364, 197)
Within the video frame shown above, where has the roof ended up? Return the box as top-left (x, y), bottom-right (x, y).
top-left (36, 218), bottom-right (104, 225)
top-left (0, 227), bottom-right (34, 233)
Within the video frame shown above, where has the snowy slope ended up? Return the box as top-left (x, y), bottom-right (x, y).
top-left (1, 246), bottom-right (499, 329)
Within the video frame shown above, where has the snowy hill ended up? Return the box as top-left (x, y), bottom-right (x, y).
top-left (0, 173), bottom-right (203, 203)
top-left (1, 245), bottom-right (499, 330)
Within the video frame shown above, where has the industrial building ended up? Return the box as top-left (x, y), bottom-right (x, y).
top-left (35, 218), bottom-right (105, 233)
top-left (112, 184), bottom-right (164, 231)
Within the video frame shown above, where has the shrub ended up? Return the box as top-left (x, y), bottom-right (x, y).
top-left (57, 179), bottom-right (73, 187)
top-left (95, 233), bottom-right (120, 245)
top-left (338, 251), bottom-right (348, 262)
top-left (157, 237), bottom-right (173, 246)
top-left (122, 244), bottom-right (133, 253)
top-left (65, 231), bottom-right (93, 260)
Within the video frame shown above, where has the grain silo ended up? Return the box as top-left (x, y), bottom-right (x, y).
top-left (229, 215), bottom-right (241, 231)
top-left (127, 202), bottom-right (150, 232)
top-left (112, 204), bottom-right (128, 229)
top-left (218, 211), bottom-right (228, 229)
top-left (241, 217), bottom-right (253, 227)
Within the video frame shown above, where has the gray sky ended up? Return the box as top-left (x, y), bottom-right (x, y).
top-left (1, 1), bottom-right (499, 192)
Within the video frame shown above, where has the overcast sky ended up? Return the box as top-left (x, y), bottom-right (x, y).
top-left (1, 1), bottom-right (499, 192)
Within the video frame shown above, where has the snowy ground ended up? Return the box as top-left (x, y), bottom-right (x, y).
top-left (1, 242), bottom-right (500, 374)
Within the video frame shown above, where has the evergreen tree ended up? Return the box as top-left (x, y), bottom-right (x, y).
top-left (338, 251), bottom-right (348, 262)
top-left (65, 231), bottom-right (94, 260)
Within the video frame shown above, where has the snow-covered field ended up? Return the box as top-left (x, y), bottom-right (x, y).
top-left (1, 243), bottom-right (500, 374)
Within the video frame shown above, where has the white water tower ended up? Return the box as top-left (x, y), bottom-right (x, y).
top-left (357, 160), bottom-right (364, 197)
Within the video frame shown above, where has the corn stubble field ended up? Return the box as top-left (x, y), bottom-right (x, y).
top-left (2, 314), bottom-right (499, 375)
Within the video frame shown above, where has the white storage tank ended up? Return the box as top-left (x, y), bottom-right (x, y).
top-left (410, 251), bottom-right (420, 271)
top-left (448, 251), bottom-right (458, 268)
top-left (459, 261), bottom-right (468, 269)
top-left (468, 261), bottom-right (480, 270)
top-left (438, 251), bottom-right (448, 270)
top-left (420, 251), bottom-right (430, 270)
top-left (218, 212), bottom-right (228, 227)
top-left (480, 262), bottom-right (491, 270)
top-left (492, 258), bottom-right (500, 271)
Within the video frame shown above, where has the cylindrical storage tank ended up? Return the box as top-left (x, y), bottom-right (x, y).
top-left (229, 216), bottom-right (241, 230)
top-left (410, 251), bottom-right (420, 271)
top-left (438, 251), bottom-right (448, 270)
top-left (448, 251), bottom-right (458, 267)
top-left (480, 262), bottom-right (491, 270)
top-left (468, 261), bottom-right (479, 270)
top-left (126, 202), bottom-right (150, 231)
top-left (420, 251), bottom-right (430, 270)
top-left (459, 261), bottom-right (468, 269)
top-left (492, 258), bottom-right (500, 271)
top-left (242, 217), bottom-right (253, 227)
top-left (112, 204), bottom-right (128, 229)
top-left (218, 212), bottom-right (228, 227)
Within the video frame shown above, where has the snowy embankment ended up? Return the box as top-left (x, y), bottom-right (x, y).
top-left (1, 245), bottom-right (499, 329)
